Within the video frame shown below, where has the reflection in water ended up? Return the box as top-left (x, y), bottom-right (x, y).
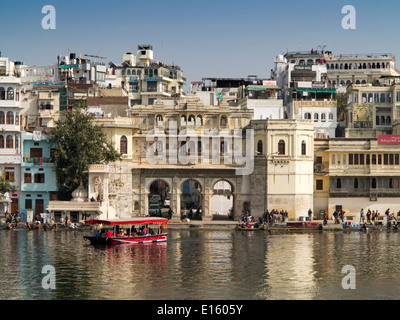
top-left (1, 229), bottom-right (400, 299)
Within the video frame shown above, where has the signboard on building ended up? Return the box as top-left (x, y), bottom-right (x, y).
top-left (378, 135), bottom-right (400, 144)
top-left (262, 80), bottom-right (277, 87)
top-left (312, 81), bottom-right (325, 88)
top-left (144, 77), bottom-right (163, 82)
top-left (353, 104), bottom-right (373, 129)
top-left (294, 100), bottom-right (336, 114)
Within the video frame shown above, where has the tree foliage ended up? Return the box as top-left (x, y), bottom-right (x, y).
top-left (0, 176), bottom-right (17, 200)
top-left (337, 92), bottom-right (348, 121)
top-left (49, 103), bottom-right (121, 195)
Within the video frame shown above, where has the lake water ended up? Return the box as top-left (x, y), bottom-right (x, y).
top-left (1, 228), bottom-right (400, 300)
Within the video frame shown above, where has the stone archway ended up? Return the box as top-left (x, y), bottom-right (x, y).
top-left (211, 179), bottom-right (235, 220)
top-left (146, 178), bottom-right (171, 217)
top-left (179, 178), bottom-right (203, 220)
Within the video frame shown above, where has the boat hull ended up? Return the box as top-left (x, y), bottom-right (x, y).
top-left (84, 234), bottom-right (168, 245)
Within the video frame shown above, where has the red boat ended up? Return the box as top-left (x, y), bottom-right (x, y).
top-left (83, 217), bottom-right (168, 245)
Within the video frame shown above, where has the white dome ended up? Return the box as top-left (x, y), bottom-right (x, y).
top-left (71, 182), bottom-right (88, 202)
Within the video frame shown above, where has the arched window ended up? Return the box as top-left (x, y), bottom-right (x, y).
top-left (329, 113), bottom-right (334, 121)
top-left (120, 135), bottom-right (127, 154)
top-left (132, 70), bottom-right (136, 76)
top-left (127, 69), bottom-right (131, 75)
top-left (180, 115), bottom-right (186, 126)
top-left (0, 135), bottom-right (4, 148)
top-left (7, 88), bottom-right (14, 100)
top-left (386, 116), bottom-right (391, 125)
top-left (321, 113), bottom-right (326, 122)
top-left (0, 88), bottom-right (5, 100)
top-left (301, 140), bottom-right (306, 155)
top-left (121, 69), bottom-right (125, 76)
top-left (6, 111), bottom-right (14, 125)
top-left (376, 62), bottom-right (381, 69)
top-left (15, 136), bottom-right (19, 149)
top-left (0, 111), bottom-right (4, 124)
top-left (257, 140), bottom-right (263, 155)
top-left (156, 115), bottom-right (163, 126)
top-left (220, 116), bottom-right (227, 127)
top-left (196, 115), bottom-right (203, 126)
top-left (314, 113), bottom-right (319, 122)
top-left (188, 115), bottom-right (195, 126)
top-left (278, 140), bottom-right (285, 155)
top-left (376, 116), bottom-right (380, 125)
top-left (6, 135), bottom-right (13, 148)
top-left (372, 154), bottom-right (376, 165)
top-left (304, 112), bottom-right (311, 120)
top-left (381, 116), bottom-right (385, 125)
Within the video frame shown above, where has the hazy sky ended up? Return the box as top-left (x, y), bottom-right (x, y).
top-left (1, 0), bottom-right (399, 90)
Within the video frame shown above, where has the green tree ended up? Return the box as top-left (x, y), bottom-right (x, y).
top-left (0, 175), bottom-right (17, 200)
top-left (337, 92), bottom-right (348, 121)
top-left (49, 103), bottom-right (121, 199)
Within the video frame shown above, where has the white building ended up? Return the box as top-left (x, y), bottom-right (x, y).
top-left (0, 74), bottom-right (22, 213)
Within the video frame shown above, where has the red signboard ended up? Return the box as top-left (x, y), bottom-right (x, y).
top-left (378, 135), bottom-right (400, 144)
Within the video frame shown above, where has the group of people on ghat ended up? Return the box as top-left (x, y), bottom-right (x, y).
top-left (359, 208), bottom-right (399, 224)
top-left (262, 209), bottom-right (289, 225)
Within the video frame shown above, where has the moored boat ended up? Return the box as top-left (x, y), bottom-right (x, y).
top-left (83, 217), bottom-right (168, 245)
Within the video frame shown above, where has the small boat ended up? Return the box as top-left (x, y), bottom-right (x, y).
top-left (83, 217), bottom-right (168, 245)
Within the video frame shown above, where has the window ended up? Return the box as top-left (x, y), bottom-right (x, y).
top-left (34, 173), bottom-right (45, 183)
top-left (278, 140), bottom-right (285, 155)
top-left (390, 154), bottom-right (394, 165)
top-left (196, 116), bottom-right (203, 126)
top-left (7, 88), bottom-right (14, 100)
top-left (0, 135), bottom-right (3, 148)
top-left (321, 113), bottom-right (326, 122)
top-left (396, 154), bottom-right (399, 165)
top-left (6, 111), bottom-right (14, 124)
top-left (372, 154), bottom-right (376, 165)
top-left (24, 173), bottom-right (32, 183)
top-left (257, 140), bottom-right (263, 155)
top-left (156, 115), bottom-right (163, 126)
top-left (220, 116), bottom-right (227, 127)
top-left (120, 136), bottom-right (127, 154)
top-left (25, 199), bottom-right (32, 209)
top-left (336, 178), bottom-right (342, 189)
top-left (316, 180), bottom-right (323, 190)
top-left (371, 178), bottom-right (377, 189)
top-left (354, 178), bottom-right (358, 189)
top-left (4, 170), bottom-right (14, 182)
top-left (0, 88), bottom-right (5, 100)
top-left (301, 141), bottom-right (306, 155)
top-left (314, 113), bottom-right (319, 122)
top-left (0, 111), bottom-right (4, 124)
top-left (147, 81), bottom-right (157, 92)
top-left (384, 154), bottom-right (388, 165)
top-left (378, 154), bottom-right (382, 165)
top-left (328, 113), bottom-right (334, 121)
top-left (30, 148), bottom-right (42, 158)
top-left (349, 154), bottom-right (353, 165)
top-left (304, 112), bottom-right (311, 120)
top-left (366, 154), bottom-right (370, 165)
top-left (360, 154), bottom-right (364, 165)
top-left (6, 135), bottom-right (13, 148)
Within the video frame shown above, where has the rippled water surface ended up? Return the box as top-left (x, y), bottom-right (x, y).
top-left (1, 229), bottom-right (400, 300)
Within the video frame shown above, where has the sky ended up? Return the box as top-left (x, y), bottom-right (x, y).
top-left (1, 0), bottom-right (400, 90)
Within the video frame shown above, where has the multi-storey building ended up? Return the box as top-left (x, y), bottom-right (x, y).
top-left (0, 74), bottom-right (22, 213)
top-left (116, 44), bottom-right (186, 106)
top-left (272, 52), bottom-right (338, 137)
top-left (46, 93), bottom-right (315, 222)
top-left (19, 131), bottom-right (57, 222)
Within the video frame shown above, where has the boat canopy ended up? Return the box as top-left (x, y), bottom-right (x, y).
top-left (84, 217), bottom-right (169, 226)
